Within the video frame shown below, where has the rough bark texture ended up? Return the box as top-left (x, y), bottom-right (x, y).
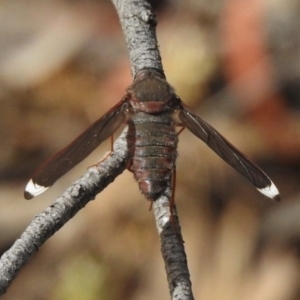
top-left (153, 196), bottom-right (194, 300)
top-left (0, 1), bottom-right (193, 299)
top-left (111, 1), bottom-right (193, 298)
top-left (111, 0), bottom-right (164, 77)
top-left (0, 130), bottom-right (128, 294)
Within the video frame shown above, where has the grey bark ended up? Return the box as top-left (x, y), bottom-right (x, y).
top-left (0, 130), bottom-right (128, 294)
top-left (0, 1), bottom-right (194, 299)
top-left (111, 1), bottom-right (193, 298)
top-left (111, 0), bottom-right (164, 77)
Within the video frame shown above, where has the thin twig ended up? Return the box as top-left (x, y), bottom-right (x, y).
top-left (112, 0), bottom-right (193, 298)
top-left (0, 1), bottom-right (194, 299)
top-left (153, 197), bottom-right (194, 300)
top-left (0, 130), bottom-right (128, 295)
top-left (111, 0), bottom-right (164, 77)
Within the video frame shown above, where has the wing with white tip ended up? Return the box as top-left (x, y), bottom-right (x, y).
top-left (24, 100), bottom-right (128, 199)
top-left (179, 106), bottom-right (280, 201)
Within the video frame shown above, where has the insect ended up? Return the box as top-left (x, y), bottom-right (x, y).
top-left (24, 68), bottom-right (280, 201)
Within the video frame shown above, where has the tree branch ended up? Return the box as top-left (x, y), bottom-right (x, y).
top-left (112, 1), bottom-right (193, 298)
top-left (153, 198), bottom-right (194, 300)
top-left (0, 130), bottom-right (128, 294)
top-left (0, 1), bottom-right (194, 299)
top-left (111, 0), bottom-right (164, 77)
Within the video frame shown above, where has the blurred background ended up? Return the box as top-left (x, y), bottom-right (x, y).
top-left (1, 0), bottom-right (300, 299)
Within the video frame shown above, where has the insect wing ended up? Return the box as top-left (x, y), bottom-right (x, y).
top-left (179, 108), bottom-right (280, 201)
top-left (24, 100), bottom-right (127, 199)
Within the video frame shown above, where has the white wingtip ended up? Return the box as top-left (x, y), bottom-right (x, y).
top-left (24, 179), bottom-right (50, 200)
top-left (258, 181), bottom-right (280, 201)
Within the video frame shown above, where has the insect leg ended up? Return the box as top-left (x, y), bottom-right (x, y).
top-left (126, 160), bottom-right (133, 172)
top-left (169, 167), bottom-right (177, 225)
top-left (110, 134), bottom-right (114, 151)
top-left (176, 126), bottom-right (185, 135)
top-left (95, 150), bottom-right (112, 166)
top-left (92, 133), bottom-right (117, 168)
top-left (148, 200), bottom-right (153, 211)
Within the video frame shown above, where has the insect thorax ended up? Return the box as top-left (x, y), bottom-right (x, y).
top-left (128, 76), bottom-right (176, 113)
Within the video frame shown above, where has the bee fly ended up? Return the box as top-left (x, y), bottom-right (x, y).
top-left (24, 69), bottom-right (280, 202)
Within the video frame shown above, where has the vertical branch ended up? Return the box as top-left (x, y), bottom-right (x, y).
top-left (153, 195), bottom-right (194, 300)
top-left (111, 0), bottom-right (164, 77)
top-left (112, 1), bottom-right (194, 299)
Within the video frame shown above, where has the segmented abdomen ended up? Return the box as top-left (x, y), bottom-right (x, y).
top-left (127, 113), bottom-right (178, 200)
